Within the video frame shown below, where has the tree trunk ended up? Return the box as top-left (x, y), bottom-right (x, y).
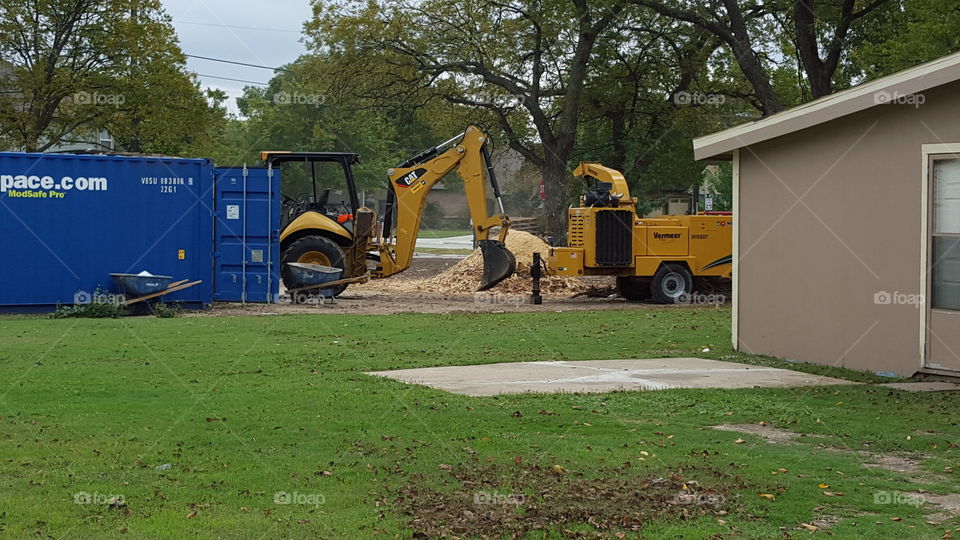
top-left (608, 110), bottom-right (627, 173)
top-left (634, 0), bottom-right (785, 115)
top-left (129, 116), bottom-right (142, 153)
top-left (794, 0), bottom-right (832, 98)
top-left (541, 150), bottom-right (571, 243)
top-left (728, 38), bottom-right (783, 115)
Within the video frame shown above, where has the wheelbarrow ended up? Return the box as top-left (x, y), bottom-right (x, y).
top-left (285, 263), bottom-right (344, 303)
top-left (109, 273), bottom-right (202, 306)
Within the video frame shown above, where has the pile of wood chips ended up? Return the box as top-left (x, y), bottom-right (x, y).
top-left (356, 231), bottom-right (588, 297)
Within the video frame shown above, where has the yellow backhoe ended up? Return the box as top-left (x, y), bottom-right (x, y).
top-left (261, 125), bottom-right (516, 295)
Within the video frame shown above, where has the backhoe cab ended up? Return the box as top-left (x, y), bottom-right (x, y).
top-left (263, 125), bottom-right (515, 297)
top-left (259, 151), bottom-right (362, 297)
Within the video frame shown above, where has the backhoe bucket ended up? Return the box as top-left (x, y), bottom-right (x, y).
top-left (477, 239), bottom-right (517, 291)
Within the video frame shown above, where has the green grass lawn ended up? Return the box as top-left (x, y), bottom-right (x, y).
top-left (1, 308), bottom-right (958, 538)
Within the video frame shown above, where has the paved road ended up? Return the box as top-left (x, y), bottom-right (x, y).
top-left (415, 234), bottom-right (474, 250)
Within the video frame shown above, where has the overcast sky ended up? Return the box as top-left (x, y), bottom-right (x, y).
top-left (161, 0), bottom-right (313, 115)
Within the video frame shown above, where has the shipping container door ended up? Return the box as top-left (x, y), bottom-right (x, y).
top-left (214, 167), bottom-right (280, 302)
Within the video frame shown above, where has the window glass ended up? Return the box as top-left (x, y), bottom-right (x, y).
top-left (935, 158), bottom-right (960, 234)
top-left (932, 236), bottom-right (960, 310)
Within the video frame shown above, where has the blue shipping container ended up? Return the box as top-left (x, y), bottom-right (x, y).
top-left (213, 167), bottom-right (281, 303)
top-left (0, 152), bottom-right (214, 311)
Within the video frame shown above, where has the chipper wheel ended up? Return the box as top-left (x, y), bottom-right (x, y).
top-left (281, 235), bottom-right (349, 297)
top-left (651, 263), bottom-right (693, 304)
top-left (616, 276), bottom-right (651, 301)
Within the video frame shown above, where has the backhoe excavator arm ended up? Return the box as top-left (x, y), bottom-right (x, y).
top-left (373, 125), bottom-right (516, 290)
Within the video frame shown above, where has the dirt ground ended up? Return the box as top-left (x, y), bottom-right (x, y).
top-left (198, 256), bottom-right (727, 316)
top-left (392, 463), bottom-right (746, 538)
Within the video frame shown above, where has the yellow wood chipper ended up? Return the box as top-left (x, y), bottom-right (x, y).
top-left (546, 162), bottom-right (732, 303)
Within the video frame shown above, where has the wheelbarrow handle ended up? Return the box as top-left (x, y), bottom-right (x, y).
top-left (123, 280), bottom-right (202, 305)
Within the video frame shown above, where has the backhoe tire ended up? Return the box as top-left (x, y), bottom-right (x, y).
top-left (651, 263), bottom-right (693, 304)
top-left (281, 235), bottom-right (348, 298)
top-left (616, 276), bottom-right (651, 301)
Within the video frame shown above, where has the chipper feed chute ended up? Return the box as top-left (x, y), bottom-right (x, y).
top-left (477, 239), bottom-right (516, 291)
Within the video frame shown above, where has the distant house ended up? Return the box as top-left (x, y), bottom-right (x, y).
top-left (2, 128), bottom-right (118, 154)
top-left (43, 128), bottom-right (116, 153)
top-left (425, 147), bottom-right (534, 223)
top-left (695, 51), bottom-right (960, 377)
top-left (0, 61), bottom-right (117, 153)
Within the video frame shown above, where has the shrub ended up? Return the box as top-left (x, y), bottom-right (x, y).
top-left (50, 289), bottom-right (123, 319)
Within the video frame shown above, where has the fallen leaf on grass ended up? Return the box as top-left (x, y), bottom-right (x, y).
top-left (801, 523), bottom-right (819, 531)
top-left (818, 483), bottom-right (830, 489)
top-left (186, 511), bottom-right (197, 519)
top-left (514, 456), bottom-right (522, 466)
top-left (438, 464), bottom-right (452, 471)
top-left (759, 493), bottom-right (775, 500)
top-left (890, 517), bottom-right (902, 522)
top-left (734, 438), bottom-right (746, 444)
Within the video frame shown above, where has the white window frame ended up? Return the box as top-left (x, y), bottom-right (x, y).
top-left (732, 149), bottom-right (740, 350)
top-left (920, 144), bottom-right (960, 367)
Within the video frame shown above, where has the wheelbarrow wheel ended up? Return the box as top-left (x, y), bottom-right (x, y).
top-left (281, 235), bottom-right (348, 297)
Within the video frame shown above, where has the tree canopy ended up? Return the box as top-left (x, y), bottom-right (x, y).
top-left (2, 0), bottom-right (956, 232)
top-left (0, 0), bottom-right (226, 155)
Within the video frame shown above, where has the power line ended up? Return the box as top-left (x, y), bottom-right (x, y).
top-left (186, 54), bottom-right (287, 72)
top-left (174, 20), bottom-right (300, 34)
top-left (196, 73), bottom-right (269, 86)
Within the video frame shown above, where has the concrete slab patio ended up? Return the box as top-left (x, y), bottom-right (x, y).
top-left (366, 358), bottom-right (854, 396)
